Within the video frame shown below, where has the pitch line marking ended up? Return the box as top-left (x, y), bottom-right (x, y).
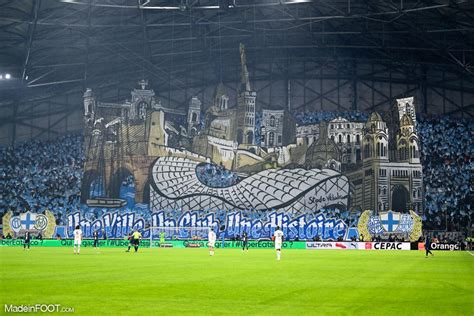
top-left (467, 251), bottom-right (474, 256)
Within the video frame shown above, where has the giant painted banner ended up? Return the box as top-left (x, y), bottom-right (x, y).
top-left (2, 209), bottom-right (353, 240)
top-left (357, 210), bottom-right (422, 242)
top-left (65, 210), bottom-right (349, 240)
top-left (2, 46), bottom-right (425, 242)
top-left (2, 209), bottom-right (423, 242)
top-left (2, 211), bottom-right (56, 238)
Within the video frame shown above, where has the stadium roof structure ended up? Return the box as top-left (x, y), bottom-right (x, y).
top-left (0, 0), bottom-right (473, 141)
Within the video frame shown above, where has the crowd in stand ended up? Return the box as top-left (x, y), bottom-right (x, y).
top-left (293, 111), bottom-right (368, 125)
top-left (0, 134), bottom-right (84, 224)
top-left (0, 113), bottom-right (472, 233)
top-left (196, 163), bottom-right (240, 188)
top-left (417, 117), bottom-right (473, 232)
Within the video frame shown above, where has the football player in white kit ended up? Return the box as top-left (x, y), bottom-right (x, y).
top-left (208, 228), bottom-right (216, 256)
top-left (273, 226), bottom-right (284, 260)
top-left (73, 225), bottom-right (83, 255)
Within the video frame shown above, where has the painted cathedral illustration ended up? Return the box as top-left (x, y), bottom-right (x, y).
top-left (80, 44), bottom-right (423, 215)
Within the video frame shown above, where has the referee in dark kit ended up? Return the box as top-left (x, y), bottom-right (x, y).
top-left (242, 231), bottom-right (249, 251)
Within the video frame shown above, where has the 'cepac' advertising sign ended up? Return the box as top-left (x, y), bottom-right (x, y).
top-left (306, 242), bottom-right (410, 250)
top-left (364, 242), bottom-right (410, 250)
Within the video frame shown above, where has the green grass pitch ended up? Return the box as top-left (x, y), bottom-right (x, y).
top-left (1, 247), bottom-right (473, 315)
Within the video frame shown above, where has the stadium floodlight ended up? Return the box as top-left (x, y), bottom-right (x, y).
top-left (149, 226), bottom-right (212, 248)
top-left (5, 74), bottom-right (11, 79)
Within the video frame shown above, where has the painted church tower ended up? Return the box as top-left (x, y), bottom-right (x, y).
top-left (83, 88), bottom-right (95, 126)
top-left (130, 79), bottom-right (155, 121)
top-left (397, 114), bottom-right (420, 163)
top-left (187, 96), bottom-right (201, 137)
top-left (215, 82), bottom-right (229, 111)
top-left (363, 112), bottom-right (389, 162)
top-left (396, 97), bottom-right (416, 127)
top-left (235, 43), bottom-right (256, 145)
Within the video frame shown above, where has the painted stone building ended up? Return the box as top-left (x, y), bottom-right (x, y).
top-left (261, 109), bottom-right (296, 147)
top-left (81, 80), bottom-right (186, 205)
top-left (187, 96), bottom-right (202, 137)
top-left (296, 123), bottom-right (320, 146)
top-left (192, 44), bottom-right (259, 168)
top-left (305, 122), bottom-right (342, 171)
top-left (346, 99), bottom-right (423, 213)
top-left (235, 43), bottom-right (257, 146)
top-left (327, 117), bottom-right (364, 165)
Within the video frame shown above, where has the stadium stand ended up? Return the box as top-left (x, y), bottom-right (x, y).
top-left (0, 134), bottom-right (84, 224)
top-left (417, 117), bottom-right (473, 232)
top-left (0, 114), bottom-right (472, 234)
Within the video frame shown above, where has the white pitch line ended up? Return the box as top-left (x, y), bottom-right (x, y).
top-left (467, 251), bottom-right (474, 256)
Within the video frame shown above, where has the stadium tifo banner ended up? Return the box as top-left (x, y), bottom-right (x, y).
top-left (76, 60), bottom-right (425, 245)
top-left (357, 210), bottom-right (422, 242)
top-left (2, 211), bottom-right (56, 238)
top-left (65, 210), bottom-right (349, 240)
top-left (305, 242), bottom-right (411, 250)
top-left (0, 239), bottom-right (305, 249)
